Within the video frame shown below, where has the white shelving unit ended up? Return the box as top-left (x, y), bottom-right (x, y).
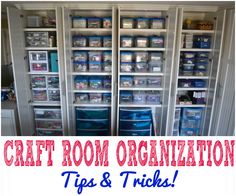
top-left (63, 6), bottom-right (117, 136)
top-left (166, 7), bottom-right (226, 136)
top-left (117, 6), bottom-right (178, 136)
top-left (7, 6), bottom-right (67, 136)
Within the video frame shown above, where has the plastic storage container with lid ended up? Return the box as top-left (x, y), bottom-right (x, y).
top-left (150, 36), bottom-right (164, 48)
top-left (182, 64), bottom-right (195, 71)
top-left (120, 91), bottom-right (133, 103)
top-left (73, 51), bottom-right (88, 62)
top-left (136, 18), bottom-right (149, 29)
top-left (121, 36), bottom-right (133, 48)
top-left (146, 91), bottom-right (161, 104)
top-left (31, 76), bottom-right (46, 88)
top-left (103, 77), bottom-right (111, 89)
top-left (195, 63), bottom-right (207, 70)
top-left (178, 79), bottom-right (192, 88)
top-left (150, 17), bottom-right (165, 29)
top-left (135, 52), bottom-right (148, 63)
top-left (133, 91), bottom-right (146, 104)
top-left (147, 77), bottom-right (162, 87)
top-left (34, 108), bottom-right (61, 119)
top-left (32, 90), bottom-right (47, 101)
top-left (182, 58), bottom-right (195, 64)
top-left (103, 93), bottom-right (111, 103)
top-left (72, 36), bottom-right (87, 47)
top-left (120, 52), bottom-right (133, 62)
top-left (133, 76), bottom-right (147, 87)
top-left (72, 17), bottom-right (87, 28)
top-left (87, 17), bottom-right (102, 28)
top-left (103, 36), bottom-right (112, 47)
top-left (120, 62), bottom-right (133, 72)
top-left (181, 52), bottom-right (195, 59)
top-left (29, 51), bottom-right (48, 62)
top-left (89, 77), bottom-right (102, 89)
top-left (103, 17), bottom-right (112, 28)
top-left (47, 76), bottom-right (59, 89)
top-left (193, 35), bottom-right (211, 49)
top-left (30, 62), bottom-right (48, 72)
top-left (193, 69), bottom-right (207, 76)
top-left (180, 70), bottom-right (193, 76)
top-left (90, 93), bottom-right (102, 103)
top-left (121, 18), bottom-right (134, 29)
top-left (89, 62), bottom-right (102, 72)
top-left (48, 90), bottom-right (60, 101)
top-left (196, 52), bottom-right (209, 58)
top-left (74, 61), bottom-right (88, 72)
top-left (149, 61), bottom-right (162, 72)
top-left (120, 76), bottom-right (133, 87)
top-left (135, 63), bottom-right (148, 72)
top-left (74, 76), bottom-right (88, 89)
top-left (89, 51), bottom-right (102, 62)
top-left (135, 37), bottom-right (149, 48)
top-left (89, 36), bottom-right (102, 47)
top-left (191, 80), bottom-right (206, 87)
top-left (182, 108), bottom-right (203, 119)
top-left (149, 52), bottom-right (163, 62)
top-left (75, 93), bottom-right (89, 103)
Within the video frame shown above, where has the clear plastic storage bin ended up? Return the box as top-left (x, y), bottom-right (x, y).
top-left (74, 76), bottom-right (88, 89)
top-left (150, 36), bottom-right (164, 48)
top-left (136, 18), bottom-right (149, 29)
top-left (34, 108), bottom-right (61, 119)
top-left (103, 36), bottom-right (112, 47)
top-left (147, 77), bottom-right (161, 87)
top-left (75, 93), bottom-right (89, 103)
top-left (134, 76), bottom-right (147, 87)
top-left (31, 76), bottom-right (46, 88)
top-left (89, 36), bottom-right (102, 47)
top-left (72, 36), bottom-right (87, 47)
top-left (146, 91), bottom-right (161, 104)
top-left (103, 93), bottom-right (111, 103)
top-left (36, 120), bottom-right (62, 129)
top-left (135, 63), bottom-right (148, 72)
top-left (29, 51), bottom-right (48, 62)
top-left (150, 18), bottom-right (165, 29)
top-left (72, 17), bottom-right (87, 28)
top-left (182, 108), bottom-right (202, 119)
top-left (87, 17), bottom-right (102, 28)
top-left (135, 52), bottom-right (148, 63)
top-left (90, 93), bottom-right (102, 103)
top-left (182, 58), bottom-right (195, 64)
top-left (149, 52), bottom-right (163, 62)
top-left (120, 91), bottom-right (133, 103)
top-left (182, 64), bottom-right (195, 71)
top-left (48, 90), bottom-right (60, 101)
top-left (25, 32), bottom-right (49, 47)
top-left (32, 89), bottom-right (47, 101)
top-left (133, 91), bottom-right (146, 104)
top-left (89, 62), bottom-right (102, 72)
top-left (121, 36), bottom-right (133, 47)
top-left (103, 77), bottom-right (112, 89)
top-left (182, 52), bottom-right (195, 59)
top-left (196, 52), bottom-right (209, 58)
top-left (89, 51), bottom-right (102, 62)
top-left (103, 17), bottom-right (112, 28)
top-left (120, 76), bottom-right (133, 87)
top-left (120, 52), bottom-right (133, 62)
top-left (37, 130), bottom-right (63, 136)
top-left (30, 62), bottom-right (49, 72)
top-left (149, 61), bottom-right (162, 72)
top-left (120, 62), bottom-right (133, 72)
top-left (135, 37), bottom-right (149, 47)
top-left (74, 51), bottom-right (88, 62)
top-left (89, 77), bottom-right (102, 89)
top-left (121, 18), bottom-right (134, 29)
top-left (47, 76), bottom-right (59, 88)
top-left (74, 61), bottom-right (88, 72)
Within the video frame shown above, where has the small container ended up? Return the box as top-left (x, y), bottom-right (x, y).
top-left (133, 91), bottom-right (146, 104)
top-left (30, 62), bottom-right (49, 72)
top-left (147, 77), bottom-right (161, 87)
top-left (150, 17), bottom-right (165, 29)
top-left (195, 58), bottom-right (209, 64)
top-left (27, 16), bottom-right (43, 27)
top-left (185, 41), bottom-right (193, 49)
top-left (120, 62), bottom-right (133, 72)
top-left (74, 61), bottom-right (88, 72)
top-left (25, 32), bottom-right (49, 47)
top-left (90, 93), bottom-right (102, 103)
top-left (72, 17), bottom-right (87, 28)
top-left (103, 77), bottom-right (112, 89)
top-left (103, 64), bottom-right (112, 72)
top-left (196, 52), bottom-right (209, 58)
top-left (181, 119), bottom-right (201, 129)
top-left (103, 17), bottom-right (112, 28)
top-left (135, 52), bottom-right (148, 63)
top-left (181, 70), bottom-right (193, 76)
top-left (29, 51), bottom-right (48, 62)
top-left (182, 52), bottom-right (195, 59)
top-left (47, 76), bottom-right (59, 89)
top-left (121, 18), bottom-right (134, 29)
top-left (134, 76), bottom-right (147, 87)
top-left (75, 93), bottom-right (89, 103)
top-left (193, 69), bottom-right (207, 76)
top-left (120, 36), bottom-right (133, 48)
top-left (34, 108), bottom-right (61, 119)
top-left (149, 52), bottom-right (163, 62)
top-left (146, 91), bottom-right (161, 104)
top-left (191, 79), bottom-right (206, 88)
top-left (149, 61), bottom-right (162, 72)
top-left (182, 108), bottom-right (203, 120)
top-left (31, 76), bottom-right (46, 88)
top-left (120, 91), bottom-right (133, 103)
top-left (103, 36), bottom-right (112, 47)
top-left (87, 17), bottom-right (102, 28)
top-left (103, 93), bottom-right (111, 103)
top-left (150, 36), bottom-right (164, 48)
top-left (195, 63), bottom-right (207, 70)
top-left (74, 76), bottom-right (88, 89)
top-left (89, 36), bottom-right (102, 47)
top-left (135, 37), bottom-right (148, 47)
top-left (178, 79), bottom-right (192, 88)
top-left (74, 51), bottom-right (88, 62)
top-left (135, 63), bottom-right (148, 72)
top-left (89, 62), bottom-right (102, 72)
top-left (182, 58), bottom-right (195, 64)
top-left (120, 76), bottom-right (133, 87)
top-left (32, 89), bottom-right (47, 101)
top-left (182, 64), bottom-right (195, 71)
top-left (120, 52), bottom-right (133, 62)
top-left (36, 120), bottom-right (62, 129)
top-left (89, 51), bottom-right (102, 62)
top-left (136, 18), bottom-right (149, 29)
top-left (193, 35), bottom-right (211, 49)
top-left (103, 51), bottom-right (112, 72)
top-left (72, 36), bottom-right (87, 47)
top-left (48, 90), bottom-right (60, 101)
top-left (89, 77), bottom-right (102, 89)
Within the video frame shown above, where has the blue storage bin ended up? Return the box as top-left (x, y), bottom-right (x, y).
top-left (120, 62), bottom-right (133, 72)
top-left (191, 79), bottom-right (206, 87)
top-left (120, 119), bottom-right (151, 130)
top-left (76, 119), bottom-right (109, 130)
top-left (195, 58), bottom-right (209, 63)
top-left (103, 17), bottom-right (112, 28)
top-left (103, 77), bottom-right (112, 89)
top-left (193, 69), bottom-right (207, 76)
top-left (136, 18), bottom-right (149, 29)
top-left (74, 61), bottom-right (88, 72)
top-left (182, 58), bottom-right (195, 64)
top-left (150, 17), bottom-right (165, 29)
top-left (74, 76), bottom-right (88, 89)
top-left (103, 36), bottom-right (112, 47)
top-left (72, 17), bottom-right (87, 28)
top-left (180, 128), bottom-right (200, 136)
top-left (196, 52), bottom-right (209, 58)
top-left (120, 91), bottom-right (133, 103)
top-left (76, 107), bottom-right (109, 119)
top-left (120, 76), bottom-right (133, 87)
top-left (89, 61), bottom-right (102, 72)
top-left (76, 129), bottom-right (109, 136)
top-left (119, 108), bottom-right (152, 120)
top-left (182, 108), bottom-right (203, 120)
top-left (150, 36), bottom-right (164, 48)
top-left (121, 36), bottom-right (133, 47)
top-left (103, 93), bottom-right (111, 103)
top-left (182, 64), bottom-right (195, 71)
top-left (194, 35), bottom-right (211, 49)
top-left (180, 119), bottom-right (201, 129)
top-left (182, 52), bottom-right (195, 58)
top-left (120, 52), bottom-right (133, 62)
top-left (195, 62), bottom-right (208, 70)
top-left (74, 51), bottom-right (88, 62)
top-left (89, 36), bottom-right (102, 47)
top-left (87, 17), bottom-right (102, 28)
top-left (73, 36), bottom-right (87, 47)
top-left (89, 77), bottom-right (102, 89)
top-left (50, 52), bottom-right (58, 72)
top-left (119, 129), bottom-right (151, 136)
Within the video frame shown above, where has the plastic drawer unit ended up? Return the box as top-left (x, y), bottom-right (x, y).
top-left (34, 108), bottom-right (61, 119)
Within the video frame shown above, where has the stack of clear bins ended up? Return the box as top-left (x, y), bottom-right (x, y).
top-left (76, 107), bottom-right (110, 136)
top-left (119, 108), bottom-right (154, 136)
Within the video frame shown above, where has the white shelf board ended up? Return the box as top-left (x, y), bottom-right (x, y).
top-left (24, 28), bottom-right (57, 31)
top-left (177, 88), bottom-right (208, 91)
top-left (35, 118), bottom-right (62, 121)
top-left (120, 28), bottom-right (167, 33)
top-left (119, 104), bottom-right (162, 108)
top-left (36, 128), bottom-right (63, 131)
top-left (73, 89), bottom-right (111, 93)
top-left (28, 72), bottom-right (59, 75)
top-left (175, 104), bottom-right (206, 108)
top-left (120, 72), bottom-right (164, 76)
top-left (29, 101), bottom-right (61, 106)
top-left (178, 76), bottom-right (209, 79)
top-left (182, 29), bottom-right (215, 34)
top-left (73, 103), bottom-right (111, 107)
top-left (71, 47), bottom-right (112, 51)
top-left (25, 47), bottom-right (58, 50)
top-left (71, 72), bottom-right (111, 76)
top-left (120, 87), bottom-right (163, 91)
top-left (180, 48), bottom-right (212, 52)
top-left (71, 28), bottom-right (112, 32)
top-left (120, 47), bottom-right (165, 51)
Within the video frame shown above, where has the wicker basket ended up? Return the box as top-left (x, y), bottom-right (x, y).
top-left (197, 22), bottom-right (213, 30)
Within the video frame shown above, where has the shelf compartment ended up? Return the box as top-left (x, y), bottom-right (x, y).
top-left (120, 72), bottom-right (164, 76)
top-left (71, 72), bottom-right (111, 76)
top-left (181, 29), bottom-right (215, 34)
top-left (71, 47), bottom-right (112, 51)
top-left (119, 104), bottom-right (162, 108)
top-left (73, 89), bottom-right (111, 93)
top-left (119, 87), bottom-right (163, 91)
top-left (24, 28), bottom-right (57, 31)
top-left (25, 47), bottom-right (58, 50)
top-left (177, 88), bottom-right (208, 91)
top-left (120, 47), bottom-right (165, 51)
